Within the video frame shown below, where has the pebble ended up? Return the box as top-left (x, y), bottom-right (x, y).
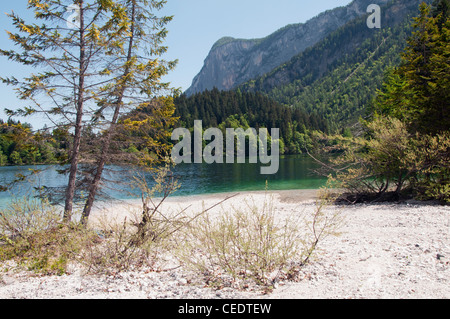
top-left (0, 200), bottom-right (449, 299)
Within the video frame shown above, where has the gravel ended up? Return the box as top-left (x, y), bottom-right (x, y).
top-left (0, 192), bottom-right (449, 299)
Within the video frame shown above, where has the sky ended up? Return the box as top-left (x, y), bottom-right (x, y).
top-left (0, 0), bottom-right (352, 128)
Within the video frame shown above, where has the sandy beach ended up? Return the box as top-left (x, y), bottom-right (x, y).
top-left (0, 189), bottom-right (449, 299)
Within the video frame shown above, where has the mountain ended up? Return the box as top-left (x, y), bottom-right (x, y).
top-left (177, 0), bottom-right (432, 144)
top-left (239, 0), bottom-right (429, 131)
top-left (185, 0), bottom-right (391, 96)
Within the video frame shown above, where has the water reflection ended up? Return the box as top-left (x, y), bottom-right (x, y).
top-left (0, 155), bottom-right (326, 207)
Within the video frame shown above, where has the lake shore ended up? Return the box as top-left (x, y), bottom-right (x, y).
top-left (1, 189), bottom-right (449, 299)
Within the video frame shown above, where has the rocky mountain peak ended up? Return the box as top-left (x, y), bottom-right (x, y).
top-left (185, 0), bottom-right (391, 96)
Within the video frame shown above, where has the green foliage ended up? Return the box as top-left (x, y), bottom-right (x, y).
top-left (0, 150), bottom-right (7, 166)
top-left (407, 132), bottom-right (450, 201)
top-left (240, 0), bottom-right (428, 133)
top-left (330, 117), bottom-right (450, 202)
top-left (0, 120), bottom-right (67, 166)
top-left (174, 89), bottom-right (324, 155)
top-left (8, 151), bottom-right (22, 166)
top-left (373, 2), bottom-right (450, 134)
top-left (432, 0), bottom-right (450, 28)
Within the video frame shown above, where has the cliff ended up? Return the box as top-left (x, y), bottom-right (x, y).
top-left (185, 0), bottom-right (391, 95)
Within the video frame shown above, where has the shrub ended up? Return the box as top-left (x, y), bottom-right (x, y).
top-left (0, 196), bottom-right (97, 275)
top-left (177, 190), bottom-right (343, 290)
top-left (79, 166), bottom-right (203, 274)
top-left (326, 116), bottom-right (450, 203)
top-left (0, 196), bottom-right (61, 239)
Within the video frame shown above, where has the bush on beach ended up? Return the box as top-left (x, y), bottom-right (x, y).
top-left (0, 196), bottom-right (97, 275)
top-left (177, 189), bottom-right (343, 290)
top-left (0, 174), bottom-right (343, 291)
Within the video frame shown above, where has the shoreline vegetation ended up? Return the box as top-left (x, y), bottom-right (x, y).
top-left (0, 182), bottom-right (342, 288)
top-left (1, 190), bottom-right (448, 299)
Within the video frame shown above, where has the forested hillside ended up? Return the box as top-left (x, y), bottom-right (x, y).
top-left (239, 0), bottom-right (430, 132)
top-left (174, 89), bottom-right (326, 154)
top-left (173, 1), bottom-right (432, 155)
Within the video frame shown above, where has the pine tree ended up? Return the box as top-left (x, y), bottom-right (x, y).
top-left (80, 0), bottom-right (177, 223)
top-left (1, 0), bottom-right (127, 221)
top-left (1, 0), bottom-right (177, 223)
top-left (372, 2), bottom-right (450, 134)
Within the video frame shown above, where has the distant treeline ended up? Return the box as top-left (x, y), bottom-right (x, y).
top-left (174, 89), bottom-right (333, 155)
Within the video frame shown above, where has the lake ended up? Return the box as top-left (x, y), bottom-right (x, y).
top-left (0, 155), bottom-right (327, 208)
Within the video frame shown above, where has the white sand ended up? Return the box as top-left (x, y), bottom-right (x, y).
top-left (0, 190), bottom-right (449, 299)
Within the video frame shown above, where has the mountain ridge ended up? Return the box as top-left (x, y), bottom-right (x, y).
top-left (185, 0), bottom-right (391, 96)
top-left (238, 0), bottom-right (429, 131)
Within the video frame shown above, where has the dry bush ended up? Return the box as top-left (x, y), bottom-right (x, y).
top-left (78, 213), bottom-right (162, 274)
top-left (0, 195), bottom-right (97, 275)
top-left (177, 189), bottom-right (343, 290)
top-left (78, 166), bottom-right (229, 274)
top-left (76, 167), bottom-right (181, 273)
top-left (0, 196), bottom-right (61, 240)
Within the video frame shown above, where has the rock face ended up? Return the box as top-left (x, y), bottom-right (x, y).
top-left (185, 0), bottom-right (390, 96)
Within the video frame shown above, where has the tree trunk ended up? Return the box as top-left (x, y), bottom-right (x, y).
top-left (64, 1), bottom-right (85, 223)
top-left (80, 104), bottom-right (121, 224)
top-left (81, 1), bottom-right (136, 224)
top-left (395, 173), bottom-right (404, 196)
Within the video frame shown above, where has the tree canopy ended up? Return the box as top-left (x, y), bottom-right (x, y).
top-left (1, 0), bottom-right (177, 223)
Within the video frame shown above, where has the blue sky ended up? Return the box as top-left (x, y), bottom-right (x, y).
top-left (0, 0), bottom-right (352, 128)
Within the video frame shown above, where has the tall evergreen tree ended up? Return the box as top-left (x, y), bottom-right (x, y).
top-left (1, 0), bottom-right (177, 223)
top-left (80, 0), bottom-right (177, 224)
top-left (373, 1), bottom-right (450, 134)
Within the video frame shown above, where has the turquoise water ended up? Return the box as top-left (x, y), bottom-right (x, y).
top-left (0, 155), bottom-right (327, 208)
